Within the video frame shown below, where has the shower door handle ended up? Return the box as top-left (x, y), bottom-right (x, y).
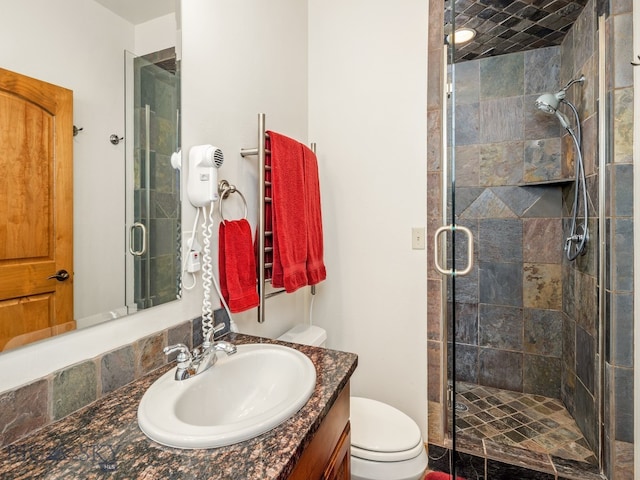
top-left (129, 222), bottom-right (147, 256)
top-left (433, 225), bottom-right (474, 276)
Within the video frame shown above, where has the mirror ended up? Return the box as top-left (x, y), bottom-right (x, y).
top-left (0, 0), bottom-right (181, 351)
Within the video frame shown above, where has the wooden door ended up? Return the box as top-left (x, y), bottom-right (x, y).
top-left (0, 67), bottom-right (74, 351)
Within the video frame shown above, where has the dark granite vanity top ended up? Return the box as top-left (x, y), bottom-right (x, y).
top-left (0, 333), bottom-right (357, 480)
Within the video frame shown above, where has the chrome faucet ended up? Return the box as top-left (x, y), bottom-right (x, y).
top-left (164, 333), bottom-right (237, 381)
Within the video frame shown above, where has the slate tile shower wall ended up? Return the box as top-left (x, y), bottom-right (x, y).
top-left (557, 0), bottom-right (601, 455)
top-left (450, 45), bottom-right (568, 402)
top-left (426, 0), bottom-right (446, 446)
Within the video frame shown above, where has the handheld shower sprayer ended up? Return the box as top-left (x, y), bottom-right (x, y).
top-left (532, 74), bottom-right (588, 261)
top-left (534, 75), bottom-right (585, 132)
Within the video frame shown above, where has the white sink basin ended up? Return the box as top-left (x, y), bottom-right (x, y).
top-left (137, 343), bottom-right (316, 449)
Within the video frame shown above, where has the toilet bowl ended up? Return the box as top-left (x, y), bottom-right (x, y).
top-left (350, 396), bottom-right (428, 480)
top-left (278, 325), bottom-right (428, 480)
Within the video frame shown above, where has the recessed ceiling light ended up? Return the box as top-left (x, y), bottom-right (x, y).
top-left (448, 27), bottom-right (476, 45)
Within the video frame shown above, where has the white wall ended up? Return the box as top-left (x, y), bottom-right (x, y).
top-left (135, 13), bottom-right (177, 56)
top-left (308, 0), bottom-right (429, 437)
top-left (180, 0), bottom-right (310, 339)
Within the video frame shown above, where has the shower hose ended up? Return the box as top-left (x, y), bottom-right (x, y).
top-left (563, 100), bottom-right (588, 261)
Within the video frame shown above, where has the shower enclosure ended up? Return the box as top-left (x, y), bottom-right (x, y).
top-left (125, 48), bottom-right (182, 312)
top-left (426, 0), bottom-right (633, 478)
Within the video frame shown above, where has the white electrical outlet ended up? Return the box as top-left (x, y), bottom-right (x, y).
top-left (412, 227), bottom-right (426, 250)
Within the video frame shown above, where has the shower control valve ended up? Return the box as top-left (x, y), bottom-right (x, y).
top-left (566, 234), bottom-right (582, 243)
top-left (565, 235), bottom-right (581, 250)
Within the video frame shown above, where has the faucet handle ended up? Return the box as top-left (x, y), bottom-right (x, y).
top-left (212, 340), bottom-right (237, 355)
top-left (163, 344), bottom-right (192, 363)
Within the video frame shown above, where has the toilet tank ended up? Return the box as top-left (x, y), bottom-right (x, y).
top-left (278, 325), bottom-right (327, 347)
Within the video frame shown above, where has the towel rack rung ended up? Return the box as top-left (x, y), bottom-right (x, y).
top-left (240, 147), bottom-right (258, 157)
top-left (240, 147), bottom-right (271, 157)
top-left (265, 289), bottom-right (286, 299)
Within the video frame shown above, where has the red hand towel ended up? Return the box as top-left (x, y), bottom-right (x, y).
top-left (268, 131), bottom-right (310, 293)
top-left (302, 144), bottom-right (326, 285)
top-left (218, 219), bottom-right (259, 313)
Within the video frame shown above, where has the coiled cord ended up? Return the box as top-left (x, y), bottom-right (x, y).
top-left (201, 204), bottom-right (215, 339)
top-left (183, 201), bottom-right (239, 337)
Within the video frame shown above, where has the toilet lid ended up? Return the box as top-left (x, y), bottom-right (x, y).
top-left (350, 397), bottom-right (424, 462)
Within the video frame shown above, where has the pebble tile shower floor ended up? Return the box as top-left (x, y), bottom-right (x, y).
top-left (454, 382), bottom-right (597, 465)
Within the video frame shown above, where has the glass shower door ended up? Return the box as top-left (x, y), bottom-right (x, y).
top-left (124, 49), bottom-right (182, 312)
top-left (434, 2), bottom-right (477, 478)
top-left (434, 8), bottom-right (475, 476)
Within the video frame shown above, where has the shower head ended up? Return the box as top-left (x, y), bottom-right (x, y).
top-left (534, 89), bottom-right (573, 131)
top-left (535, 91), bottom-right (573, 131)
top-left (534, 91), bottom-right (565, 114)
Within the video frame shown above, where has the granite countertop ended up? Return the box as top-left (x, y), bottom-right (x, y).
top-left (0, 333), bottom-right (357, 480)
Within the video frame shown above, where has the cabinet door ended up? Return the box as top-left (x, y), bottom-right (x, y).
top-left (323, 423), bottom-right (350, 480)
top-left (288, 384), bottom-right (350, 480)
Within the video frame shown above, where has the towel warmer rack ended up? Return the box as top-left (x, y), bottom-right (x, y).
top-left (241, 113), bottom-right (316, 324)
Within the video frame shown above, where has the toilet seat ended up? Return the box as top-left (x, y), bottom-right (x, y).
top-left (351, 441), bottom-right (426, 462)
top-left (350, 396), bottom-right (424, 462)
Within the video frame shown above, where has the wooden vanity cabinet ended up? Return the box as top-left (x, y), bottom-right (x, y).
top-left (288, 383), bottom-right (351, 480)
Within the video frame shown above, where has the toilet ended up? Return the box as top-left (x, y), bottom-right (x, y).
top-left (278, 325), bottom-right (428, 480)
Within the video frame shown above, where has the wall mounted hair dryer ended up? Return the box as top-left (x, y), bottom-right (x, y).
top-left (187, 145), bottom-right (224, 207)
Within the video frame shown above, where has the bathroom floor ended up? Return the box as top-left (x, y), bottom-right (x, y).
top-left (453, 382), bottom-right (597, 465)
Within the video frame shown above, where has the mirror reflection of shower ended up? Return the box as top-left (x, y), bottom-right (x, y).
top-left (534, 75), bottom-right (588, 261)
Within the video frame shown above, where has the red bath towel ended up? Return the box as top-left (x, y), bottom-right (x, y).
top-left (218, 219), bottom-right (259, 313)
top-left (302, 144), bottom-right (326, 286)
top-left (267, 131), bottom-right (326, 293)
